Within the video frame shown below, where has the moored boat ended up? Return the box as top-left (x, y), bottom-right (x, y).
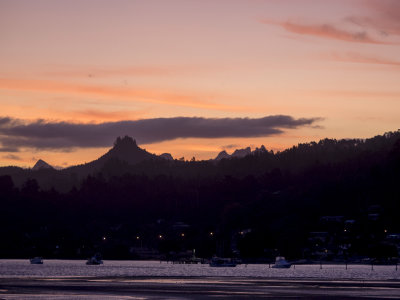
top-left (86, 253), bottom-right (103, 265)
top-left (30, 257), bottom-right (43, 264)
top-left (209, 257), bottom-right (237, 267)
top-left (272, 256), bottom-right (291, 268)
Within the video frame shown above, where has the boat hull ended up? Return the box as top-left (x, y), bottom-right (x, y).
top-left (271, 264), bottom-right (291, 268)
top-left (209, 262), bottom-right (237, 267)
top-left (209, 257), bottom-right (237, 267)
top-left (272, 256), bottom-right (291, 268)
top-left (30, 257), bottom-right (43, 264)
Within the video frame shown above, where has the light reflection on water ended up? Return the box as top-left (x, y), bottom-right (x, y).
top-left (0, 260), bottom-right (399, 280)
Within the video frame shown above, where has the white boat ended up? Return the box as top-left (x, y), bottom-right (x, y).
top-left (209, 257), bottom-right (237, 267)
top-left (86, 253), bottom-right (103, 265)
top-left (30, 257), bottom-right (43, 264)
top-left (272, 256), bottom-right (291, 268)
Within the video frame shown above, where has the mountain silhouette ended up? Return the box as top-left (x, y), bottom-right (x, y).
top-left (63, 136), bottom-right (157, 180)
top-left (1, 130), bottom-right (400, 261)
top-left (96, 136), bottom-right (156, 166)
top-left (32, 159), bottom-right (54, 171)
top-left (1, 130), bottom-right (399, 193)
top-left (214, 150), bottom-right (230, 160)
top-left (214, 146), bottom-right (266, 160)
top-left (231, 147), bottom-right (251, 158)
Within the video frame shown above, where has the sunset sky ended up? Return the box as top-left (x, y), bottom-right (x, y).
top-left (1, 0), bottom-right (399, 168)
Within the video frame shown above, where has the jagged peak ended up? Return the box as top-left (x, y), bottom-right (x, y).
top-left (113, 136), bottom-right (138, 148)
top-left (214, 150), bottom-right (230, 160)
top-left (97, 135), bottom-right (155, 166)
top-left (253, 145), bottom-right (267, 153)
top-left (214, 145), bottom-right (270, 160)
top-left (232, 147), bottom-right (252, 158)
top-left (32, 159), bottom-right (54, 171)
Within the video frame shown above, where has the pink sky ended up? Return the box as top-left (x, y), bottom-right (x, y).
top-left (1, 0), bottom-right (399, 167)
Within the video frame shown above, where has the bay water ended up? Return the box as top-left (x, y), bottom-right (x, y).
top-left (1, 260), bottom-right (399, 280)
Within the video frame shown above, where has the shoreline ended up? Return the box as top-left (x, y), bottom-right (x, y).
top-left (1, 276), bottom-right (400, 299)
top-left (1, 257), bottom-right (398, 265)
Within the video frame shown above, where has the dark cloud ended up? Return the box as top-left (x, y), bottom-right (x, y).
top-left (2, 154), bottom-right (22, 161)
top-left (0, 115), bottom-right (322, 151)
top-left (353, 0), bottom-right (400, 36)
top-left (0, 117), bottom-right (13, 126)
top-left (0, 147), bottom-right (19, 152)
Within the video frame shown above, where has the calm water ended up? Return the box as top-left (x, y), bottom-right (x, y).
top-left (0, 260), bottom-right (399, 280)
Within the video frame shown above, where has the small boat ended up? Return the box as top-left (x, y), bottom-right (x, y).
top-left (86, 253), bottom-right (103, 265)
top-left (209, 257), bottom-right (237, 267)
top-left (272, 256), bottom-right (291, 268)
top-left (30, 257), bottom-right (43, 264)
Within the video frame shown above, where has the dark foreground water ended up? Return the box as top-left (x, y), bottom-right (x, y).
top-left (1, 260), bottom-right (400, 299)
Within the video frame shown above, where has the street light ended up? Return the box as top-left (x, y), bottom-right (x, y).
top-left (136, 236), bottom-right (143, 248)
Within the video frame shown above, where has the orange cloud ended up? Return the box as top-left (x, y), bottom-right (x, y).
top-left (43, 65), bottom-right (219, 78)
top-left (0, 78), bottom-right (245, 112)
top-left (310, 89), bottom-right (400, 99)
top-left (263, 20), bottom-right (390, 44)
top-left (69, 109), bottom-right (147, 122)
top-left (327, 52), bottom-right (400, 67)
top-left (44, 66), bottom-right (177, 78)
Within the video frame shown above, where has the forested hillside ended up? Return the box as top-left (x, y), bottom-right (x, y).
top-left (1, 131), bottom-right (399, 260)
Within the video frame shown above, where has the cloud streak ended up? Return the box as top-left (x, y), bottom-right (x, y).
top-left (262, 1), bottom-right (400, 45)
top-left (263, 20), bottom-right (390, 44)
top-left (43, 64), bottom-right (219, 79)
top-left (44, 66), bottom-right (182, 78)
top-left (354, 0), bottom-right (400, 36)
top-left (2, 154), bottom-right (22, 161)
top-left (0, 78), bottom-right (245, 112)
top-left (310, 89), bottom-right (400, 99)
top-left (69, 109), bottom-right (147, 122)
top-left (327, 52), bottom-right (400, 67)
top-left (0, 115), bottom-right (322, 151)
top-left (0, 146), bottom-right (19, 153)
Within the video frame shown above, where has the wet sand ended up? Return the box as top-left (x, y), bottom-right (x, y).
top-left (1, 277), bottom-right (400, 299)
